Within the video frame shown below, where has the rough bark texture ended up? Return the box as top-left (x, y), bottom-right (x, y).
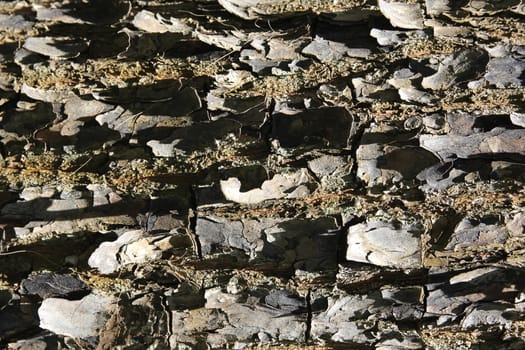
top-left (1, 0), bottom-right (525, 349)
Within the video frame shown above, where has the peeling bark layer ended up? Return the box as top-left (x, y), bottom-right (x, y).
top-left (0, 0), bottom-right (524, 349)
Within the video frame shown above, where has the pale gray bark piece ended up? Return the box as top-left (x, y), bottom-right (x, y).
top-left (23, 37), bottom-right (89, 59)
top-left (218, 0), bottom-right (279, 20)
top-left (6, 336), bottom-right (52, 350)
top-left (88, 230), bottom-right (173, 274)
top-left (38, 293), bottom-right (114, 339)
top-left (169, 308), bottom-right (228, 348)
top-left (214, 70), bottom-right (255, 90)
top-left (196, 215), bottom-right (339, 271)
top-left (113, 111), bottom-right (166, 139)
top-left (423, 114), bottom-right (446, 130)
top-left (58, 120), bottom-right (82, 136)
top-left (484, 56), bottom-right (525, 88)
top-left (195, 32), bottom-right (243, 51)
top-left (267, 38), bottom-right (303, 61)
top-left (507, 211), bottom-right (525, 236)
top-left (227, 303), bottom-right (306, 342)
top-left (0, 14), bottom-right (34, 30)
top-left (317, 84), bottom-right (353, 105)
top-left (462, 0), bottom-right (522, 15)
top-left (311, 287), bottom-right (424, 349)
top-left (34, 7), bottom-right (86, 24)
top-left (95, 105), bottom-right (125, 126)
top-left (347, 48), bottom-right (372, 58)
top-left (64, 97), bottom-right (113, 120)
top-left (346, 220), bottom-right (422, 268)
top-left (461, 303), bottom-right (520, 329)
top-left (371, 28), bottom-right (428, 46)
top-left (132, 10), bottom-right (192, 34)
top-left (370, 29), bottom-right (407, 46)
top-left (376, 334), bottom-right (423, 350)
top-left (510, 112), bottom-right (525, 128)
top-left (387, 68), bottom-right (422, 89)
top-left (398, 87), bottom-right (438, 105)
top-left (381, 286), bottom-right (425, 305)
top-left (485, 44), bottom-right (512, 58)
top-left (307, 155), bottom-right (347, 177)
top-left (25, 216), bottom-right (136, 237)
top-left (0, 71), bottom-right (15, 91)
top-left (241, 57), bottom-right (279, 73)
top-left (196, 216), bottom-right (257, 255)
top-left (218, 0), bottom-right (371, 19)
top-left (446, 112), bottom-right (476, 135)
top-left (20, 186), bottom-right (56, 201)
top-left (417, 165), bottom-right (466, 191)
top-left (86, 184), bottom-right (114, 207)
top-left (220, 168), bottom-right (311, 204)
top-left (422, 49), bottom-right (488, 90)
top-left (378, 0), bottom-right (424, 29)
top-left (426, 267), bottom-right (525, 322)
top-left (88, 230), bottom-right (142, 274)
top-left (302, 37), bottom-right (371, 62)
top-left (327, 321), bottom-right (375, 344)
top-left (425, 0), bottom-right (452, 15)
top-left (429, 20), bottom-right (472, 38)
top-left (218, 0), bottom-right (258, 19)
top-left (132, 10), bottom-right (171, 33)
top-left (356, 126), bottom-right (438, 185)
top-left (445, 218), bottom-right (508, 251)
top-left (420, 128), bottom-right (525, 161)
top-left (201, 288), bottom-right (307, 344)
top-left (147, 140), bottom-right (180, 157)
top-left (21, 84), bottom-right (76, 103)
top-left (302, 36), bottom-right (349, 63)
top-left (312, 287), bottom-right (424, 344)
top-left (352, 77), bottom-right (386, 99)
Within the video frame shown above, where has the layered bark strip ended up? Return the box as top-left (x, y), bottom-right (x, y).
top-left (0, 0), bottom-right (524, 349)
